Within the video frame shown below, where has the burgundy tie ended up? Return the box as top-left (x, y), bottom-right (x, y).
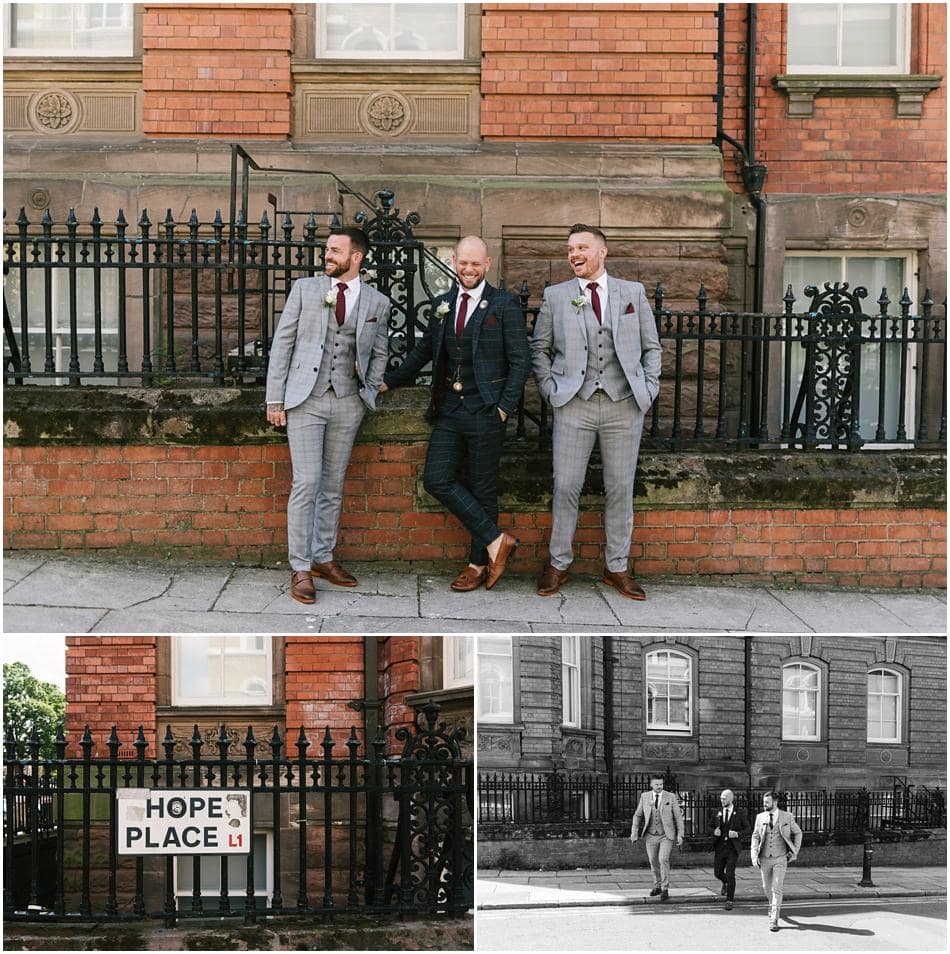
top-left (455, 293), bottom-right (470, 339)
top-left (335, 282), bottom-right (347, 326)
top-left (587, 282), bottom-right (602, 324)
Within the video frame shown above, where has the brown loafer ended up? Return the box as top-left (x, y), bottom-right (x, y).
top-left (450, 565), bottom-right (488, 592)
top-left (486, 533), bottom-right (518, 589)
top-left (602, 568), bottom-right (646, 600)
top-left (290, 570), bottom-right (316, 605)
top-left (537, 563), bottom-right (569, 596)
top-left (311, 560), bottom-right (357, 587)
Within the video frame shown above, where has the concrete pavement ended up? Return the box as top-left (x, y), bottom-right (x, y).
top-left (3, 551), bottom-right (947, 633)
top-left (476, 865), bottom-right (948, 910)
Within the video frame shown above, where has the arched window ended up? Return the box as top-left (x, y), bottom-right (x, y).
top-left (867, 668), bottom-right (902, 743)
top-left (782, 662), bottom-right (821, 741)
top-left (645, 649), bottom-right (693, 734)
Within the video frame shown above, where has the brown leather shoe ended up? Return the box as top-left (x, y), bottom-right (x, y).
top-left (310, 560), bottom-right (358, 587)
top-left (290, 570), bottom-right (316, 605)
top-left (603, 568), bottom-right (646, 600)
top-left (537, 564), bottom-right (569, 596)
top-left (450, 565), bottom-right (488, 592)
top-left (486, 533), bottom-right (519, 589)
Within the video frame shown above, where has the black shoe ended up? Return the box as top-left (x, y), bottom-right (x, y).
top-left (725, 900), bottom-right (734, 910)
top-left (660, 890), bottom-right (669, 902)
top-left (649, 886), bottom-right (661, 897)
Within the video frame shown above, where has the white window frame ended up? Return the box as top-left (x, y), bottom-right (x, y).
top-left (4, 3), bottom-right (134, 57)
top-left (316, 2), bottom-right (464, 60)
top-left (782, 662), bottom-right (822, 742)
top-left (172, 637), bottom-right (273, 707)
top-left (443, 636), bottom-right (475, 689)
top-left (6, 247), bottom-right (122, 385)
top-left (477, 635), bottom-right (513, 725)
top-left (645, 649), bottom-right (693, 735)
top-left (786, 2), bottom-right (910, 75)
top-left (174, 830), bottom-right (273, 909)
top-left (781, 250), bottom-right (918, 448)
top-left (561, 635), bottom-right (582, 728)
top-left (867, 667), bottom-right (902, 743)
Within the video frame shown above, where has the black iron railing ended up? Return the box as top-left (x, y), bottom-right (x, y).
top-left (4, 702), bottom-right (472, 924)
top-left (3, 201), bottom-right (946, 452)
top-left (478, 773), bottom-right (947, 835)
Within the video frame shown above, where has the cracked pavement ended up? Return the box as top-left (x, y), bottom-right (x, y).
top-left (3, 552), bottom-right (946, 633)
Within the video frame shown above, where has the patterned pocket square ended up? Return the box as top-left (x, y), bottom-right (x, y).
top-left (484, 315), bottom-right (498, 327)
top-left (624, 303), bottom-right (636, 315)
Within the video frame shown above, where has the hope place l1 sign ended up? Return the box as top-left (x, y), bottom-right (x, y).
top-left (116, 789), bottom-right (252, 855)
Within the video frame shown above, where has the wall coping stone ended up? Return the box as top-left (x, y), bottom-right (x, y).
top-left (4, 386), bottom-right (946, 510)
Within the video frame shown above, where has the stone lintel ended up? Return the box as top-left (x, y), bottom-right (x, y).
top-left (772, 74), bottom-right (944, 119)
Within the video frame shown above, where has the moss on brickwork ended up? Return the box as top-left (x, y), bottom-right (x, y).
top-left (3, 915), bottom-right (473, 951)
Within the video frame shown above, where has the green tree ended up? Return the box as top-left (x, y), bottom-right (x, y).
top-left (2, 662), bottom-right (66, 759)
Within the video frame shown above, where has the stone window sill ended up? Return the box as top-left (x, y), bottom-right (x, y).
top-left (773, 74), bottom-right (943, 118)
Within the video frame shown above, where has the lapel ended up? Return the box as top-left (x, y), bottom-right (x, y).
top-left (606, 276), bottom-right (622, 329)
top-left (468, 283), bottom-right (496, 356)
top-left (353, 278), bottom-right (371, 342)
top-left (311, 276), bottom-right (331, 343)
top-left (434, 289), bottom-right (454, 357)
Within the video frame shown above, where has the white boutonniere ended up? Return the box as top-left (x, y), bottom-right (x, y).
top-left (324, 291), bottom-right (336, 308)
top-left (434, 301), bottom-right (451, 321)
top-left (571, 295), bottom-right (586, 313)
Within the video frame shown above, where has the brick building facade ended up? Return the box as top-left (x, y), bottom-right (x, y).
top-left (3, 4), bottom-right (946, 585)
top-left (64, 635), bottom-right (473, 758)
top-left (476, 634), bottom-right (947, 792)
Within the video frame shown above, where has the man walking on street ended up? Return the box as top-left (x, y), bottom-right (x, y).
top-left (750, 790), bottom-right (803, 932)
top-left (530, 224), bottom-right (662, 599)
top-left (379, 236), bottom-right (528, 591)
top-left (630, 773), bottom-right (684, 901)
top-left (266, 227), bottom-right (390, 605)
top-left (711, 788), bottom-right (751, 910)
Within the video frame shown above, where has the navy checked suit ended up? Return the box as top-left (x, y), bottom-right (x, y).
top-left (384, 283), bottom-right (530, 564)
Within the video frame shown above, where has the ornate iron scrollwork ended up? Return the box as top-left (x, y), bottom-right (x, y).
top-left (790, 281), bottom-right (867, 449)
top-left (386, 701), bottom-right (472, 911)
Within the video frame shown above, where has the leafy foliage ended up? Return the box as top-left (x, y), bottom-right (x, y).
top-left (3, 662), bottom-right (66, 759)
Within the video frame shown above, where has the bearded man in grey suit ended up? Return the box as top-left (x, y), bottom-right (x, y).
top-left (266, 226), bottom-right (389, 605)
top-left (530, 224), bottom-right (662, 599)
top-left (630, 773), bottom-right (684, 901)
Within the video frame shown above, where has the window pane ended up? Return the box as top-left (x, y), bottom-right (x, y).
top-left (477, 636), bottom-right (513, 721)
top-left (177, 637), bottom-right (221, 699)
top-left (9, 2), bottom-right (133, 54)
top-left (323, 2), bottom-right (460, 57)
top-left (842, 3), bottom-right (898, 68)
top-left (175, 637), bottom-right (270, 703)
top-left (787, 3), bottom-right (838, 67)
top-left (177, 833), bottom-right (267, 896)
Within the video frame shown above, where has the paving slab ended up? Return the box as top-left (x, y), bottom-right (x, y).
top-left (866, 592), bottom-right (948, 632)
top-left (92, 609), bottom-right (323, 634)
top-left (4, 561), bottom-right (171, 609)
top-left (2, 555), bottom-right (46, 590)
top-left (2, 605), bottom-right (108, 633)
top-left (324, 616), bottom-right (532, 633)
top-left (767, 590), bottom-right (930, 633)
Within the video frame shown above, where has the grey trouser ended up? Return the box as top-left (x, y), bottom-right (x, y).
top-left (644, 833), bottom-right (675, 890)
top-left (759, 854), bottom-right (788, 922)
top-left (285, 389), bottom-right (364, 571)
top-left (549, 392), bottom-right (645, 572)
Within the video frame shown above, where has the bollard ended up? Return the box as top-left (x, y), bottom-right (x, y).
top-left (858, 834), bottom-right (875, 887)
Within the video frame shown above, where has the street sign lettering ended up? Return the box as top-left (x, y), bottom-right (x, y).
top-left (117, 789), bottom-right (251, 855)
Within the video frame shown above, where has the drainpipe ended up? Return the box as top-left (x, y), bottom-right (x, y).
top-left (717, 4), bottom-right (768, 439)
top-left (744, 635), bottom-right (754, 792)
top-left (603, 634), bottom-right (615, 818)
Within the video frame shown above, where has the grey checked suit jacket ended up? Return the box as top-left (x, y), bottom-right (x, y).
top-left (631, 790), bottom-right (684, 842)
top-left (265, 276), bottom-right (390, 411)
top-left (530, 277), bottom-right (662, 412)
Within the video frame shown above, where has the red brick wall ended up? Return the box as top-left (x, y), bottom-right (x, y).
top-left (284, 636), bottom-right (367, 748)
top-left (142, 3), bottom-right (293, 138)
top-left (379, 638), bottom-right (423, 745)
top-left (7, 445), bottom-right (944, 589)
top-left (480, 3), bottom-right (719, 140)
top-left (65, 637), bottom-right (158, 757)
top-left (732, 4), bottom-right (947, 194)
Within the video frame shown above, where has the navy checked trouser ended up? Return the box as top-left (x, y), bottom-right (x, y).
top-left (423, 401), bottom-right (508, 566)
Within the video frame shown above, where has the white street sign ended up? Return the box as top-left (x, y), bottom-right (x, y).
top-left (117, 789), bottom-right (252, 855)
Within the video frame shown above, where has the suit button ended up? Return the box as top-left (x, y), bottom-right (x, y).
top-left (313, 367), bottom-right (318, 372)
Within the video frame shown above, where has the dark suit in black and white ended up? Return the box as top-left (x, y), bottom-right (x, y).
top-left (384, 282), bottom-right (530, 565)
top-left (710, 805), bottom-right (751, 902)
